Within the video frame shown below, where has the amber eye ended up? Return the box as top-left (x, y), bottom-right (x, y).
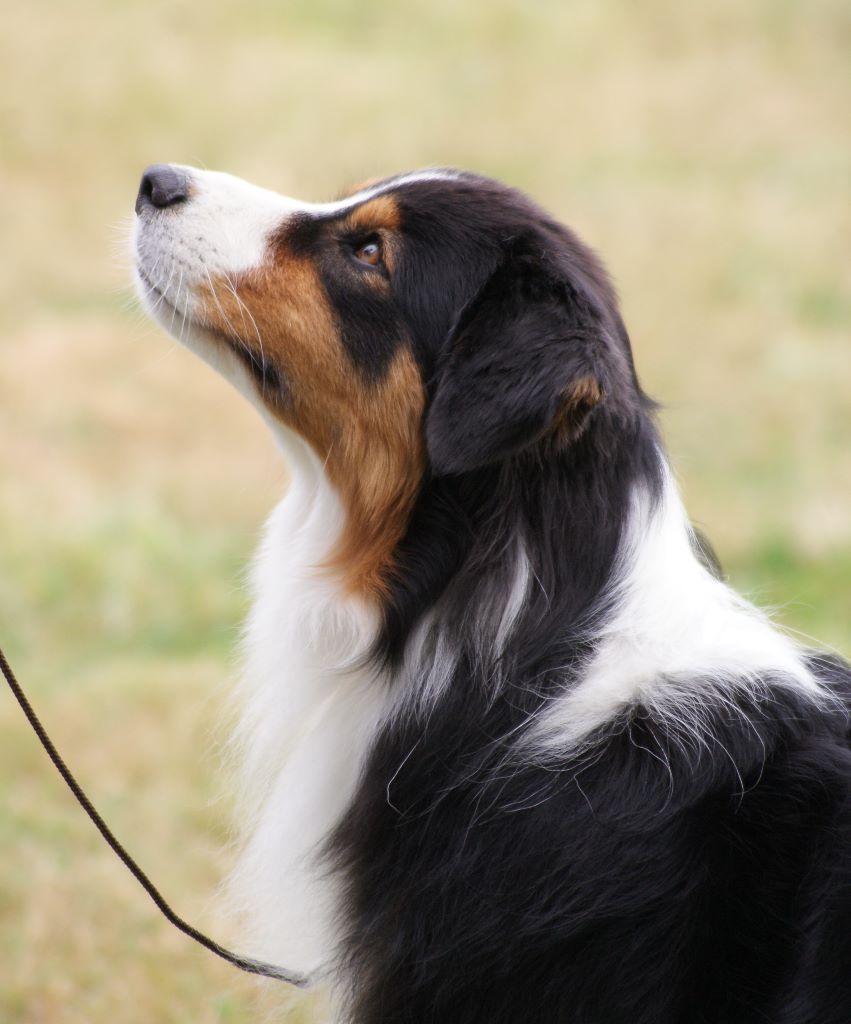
top-left (353, 239), bottom-right (382, 267)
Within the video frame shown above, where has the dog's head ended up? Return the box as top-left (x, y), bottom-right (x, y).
top-left (133, 165), bottom-right (643, 598)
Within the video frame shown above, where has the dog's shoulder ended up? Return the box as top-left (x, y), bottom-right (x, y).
top-left (331, 668), bottom-right (851, 1023)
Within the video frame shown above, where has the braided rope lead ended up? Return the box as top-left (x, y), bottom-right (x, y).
top-left (0, 645), bottom-right (310, 987)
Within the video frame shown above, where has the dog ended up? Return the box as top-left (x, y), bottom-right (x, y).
top-left (133, 165), bottom-right (851, 1024)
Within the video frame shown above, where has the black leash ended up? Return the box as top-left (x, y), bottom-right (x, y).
top-left (0, 644), bottom-right (310, 988)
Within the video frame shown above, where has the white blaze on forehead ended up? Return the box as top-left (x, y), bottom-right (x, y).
top-left (173, 167), bottom-right (304, 275)
top-left (132, 164), bottom-right (462, 318)
top-left (182, 166), bottom-right (462, 272)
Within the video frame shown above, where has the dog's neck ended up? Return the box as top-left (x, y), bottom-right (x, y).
top-left (225, 418), bottom-right (822, 973)
top-left (251, 413), bottom-right (817, 719)
top-left (377, 406), bottom-right (662, 669)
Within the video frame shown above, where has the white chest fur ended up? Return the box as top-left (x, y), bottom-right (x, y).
top-left (225, 433), bottom-right (388, 975)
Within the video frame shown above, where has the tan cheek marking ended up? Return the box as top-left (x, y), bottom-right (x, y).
top-left (321, 346), bottom-right (425, 600)
top-left (199, 254), bottom-right (425, 601)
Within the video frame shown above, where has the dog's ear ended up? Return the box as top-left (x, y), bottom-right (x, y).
top-left (425, 246), bottom-right (609, 476)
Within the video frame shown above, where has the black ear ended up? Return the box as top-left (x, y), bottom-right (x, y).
top-left (426, 246), bottom-right (609, 476)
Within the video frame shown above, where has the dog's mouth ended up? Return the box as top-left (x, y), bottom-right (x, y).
top-left (134, 247), bottom-right (283, 395)
top-left (134, 262), bottom-right (168, 307)
top-left (133, 252), bottom-right (193, 327)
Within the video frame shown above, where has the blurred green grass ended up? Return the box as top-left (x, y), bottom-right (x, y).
top-left (1, 0), bottom-right (849, 1021)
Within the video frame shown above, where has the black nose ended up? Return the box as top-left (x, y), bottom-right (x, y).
top-left (135, 164), bottom-right (189, 214)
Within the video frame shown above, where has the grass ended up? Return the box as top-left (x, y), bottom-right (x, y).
top-left (1, 0), bottom-right (848, 1020)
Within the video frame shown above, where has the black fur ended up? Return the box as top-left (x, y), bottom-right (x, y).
top-left (331, 679), bottom-right (851, 1024)
top-left (315, 172), bottom-right (851, 1022)
top-left (425, 236), bottom-right (615, 475)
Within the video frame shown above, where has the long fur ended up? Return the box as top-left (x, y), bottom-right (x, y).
top-left (132, 164), bottom-right (851, 1023)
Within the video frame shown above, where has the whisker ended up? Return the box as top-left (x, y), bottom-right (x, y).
top-left (222, 273), bottom-right (269, 383)
top-left (202, 265), bottom-right (242, 341)
top-left (169, 267), bottom-right (184, 332)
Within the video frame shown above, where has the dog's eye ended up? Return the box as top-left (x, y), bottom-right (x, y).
top-left (353, 239), bottom-right (382, 268)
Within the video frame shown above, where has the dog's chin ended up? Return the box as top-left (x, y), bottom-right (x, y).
top-left (133, 263), bottom-right (190, 335)
top-left (133, 260), bottom-right (284, 430)
top-left (133, 258), bottom-right (205, 349)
